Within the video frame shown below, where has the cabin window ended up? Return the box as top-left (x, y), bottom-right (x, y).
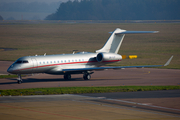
top-left (57, 61), bottom-right (59, 63)
top-left (61, 60), bottom-right (63, 63)
top-left (50, 61), bottom-right (52, 63)
top-left (79, 59), bottom-right (81, 62)
top-left (64, 60), bottom-right (66, 63)
top-left (82, 59), bottom-right (84, 61)
top-left (47, 61), bottom-right (49, 64)
top-left (68, 60), bottom-right (70, 62)
top-left (43, 62), bottom-right (45, 64)
top-left (39, 62), bottom-right (41, 64)
top-left (72, 60), bottom-right (74, 62)
top-left (75, 59), bottom-right (77, 62)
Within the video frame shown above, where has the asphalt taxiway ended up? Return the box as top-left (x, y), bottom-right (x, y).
top-left (0, 61), bottom-right (180, 89)
top-left (0, 68), bottom-right (180, 90)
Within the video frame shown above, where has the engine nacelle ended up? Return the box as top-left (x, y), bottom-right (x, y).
top-left (96, 53), bottom-right (122, 62)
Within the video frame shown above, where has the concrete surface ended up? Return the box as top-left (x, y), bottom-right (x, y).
top-left (0, 91), bottom-right (180, 120)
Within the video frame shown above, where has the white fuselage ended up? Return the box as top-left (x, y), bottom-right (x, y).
top-left (7, 52), bottom-right (122, 75)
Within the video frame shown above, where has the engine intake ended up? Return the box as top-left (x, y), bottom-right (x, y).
top-left (96, 53), bottom-right (122, 62)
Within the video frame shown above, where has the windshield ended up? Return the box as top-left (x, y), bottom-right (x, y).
top-left (22, 60), bottom-right (29, 63)
top-left (15, 60), bottom-right (22, 64)
top-left (15, 60), bottom-right (29, 64)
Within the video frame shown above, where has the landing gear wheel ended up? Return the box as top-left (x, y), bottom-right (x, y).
top-left (17, 74), bottom-right (22, 84)
top-left (17, 80), bottom-right (22, 84)
top-left (64, 74), bottom-right (71, 80)
top-left (83, 73), bottom-right (91, 80)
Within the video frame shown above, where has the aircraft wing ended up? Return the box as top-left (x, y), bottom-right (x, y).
top-left (62, 56), bottom-right (173, 72)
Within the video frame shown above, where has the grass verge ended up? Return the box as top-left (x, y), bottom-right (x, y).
top-left (0, 74), bottom-right (18, 79)
top-left (0, 74), bottom-right (26, 79)
top-left (0, 86), bottom-right (179, 96)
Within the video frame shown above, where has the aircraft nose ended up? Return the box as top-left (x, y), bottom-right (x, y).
top-left (7, 67), bottom-right (13, 73)
top-left (7, 65), bottom-right (15, 74)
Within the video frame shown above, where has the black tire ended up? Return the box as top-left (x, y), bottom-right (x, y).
top-left (64, 74), bottom-right (71, 80)
top-left (17, 80), bottom-right (21, 84)
top-left (83, 74), bottom-right (91, 80)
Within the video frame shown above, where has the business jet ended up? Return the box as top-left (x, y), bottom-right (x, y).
top-left (7, 28), bottom-right (173, 84)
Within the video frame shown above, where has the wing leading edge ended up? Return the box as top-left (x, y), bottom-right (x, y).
top-left (62, 56), bottom-right (173, 72)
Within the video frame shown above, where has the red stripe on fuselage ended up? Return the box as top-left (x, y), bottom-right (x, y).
top-left (16, 60), bottom-right (121, 71)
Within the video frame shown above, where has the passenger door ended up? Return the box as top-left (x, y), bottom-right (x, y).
top-left (31, 58), bottom-right (38, 73)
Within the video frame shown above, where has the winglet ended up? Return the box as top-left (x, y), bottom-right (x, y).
top-left (164, 56), bottom-right (173, 66)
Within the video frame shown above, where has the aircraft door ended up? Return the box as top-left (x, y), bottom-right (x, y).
top-left (31, 58), bottom-right (38, 73)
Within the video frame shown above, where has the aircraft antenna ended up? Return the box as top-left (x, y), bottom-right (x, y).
top-left (73, 50), bottom-right (78, 54)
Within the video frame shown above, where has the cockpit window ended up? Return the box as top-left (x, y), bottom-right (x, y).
top-left (22, 60), bottom-right (29, 63)
top-left (15, 60), bottom-right (22, 64)
top-left (15, 60), bottom-right (29, 64)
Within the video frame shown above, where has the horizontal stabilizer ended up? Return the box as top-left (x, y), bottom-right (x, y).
top-left (97, 28), bottom-right (158, 53)
top-left (115, 31), bottom-right (159, 35)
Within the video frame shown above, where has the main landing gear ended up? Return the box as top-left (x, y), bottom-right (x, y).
top-left (17, 74), bottom-right (23, 84)
top-left (63, 72), bottom-right (93, 80)
top-left (83, 71), bottom-right (93, 80)
top-left (83, 73), bottom-right (91, 80)
top-left (64, 74), bottom-right (71, 80)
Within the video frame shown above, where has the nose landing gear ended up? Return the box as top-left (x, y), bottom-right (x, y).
top-left (17, 74), bottom-right (23, 84)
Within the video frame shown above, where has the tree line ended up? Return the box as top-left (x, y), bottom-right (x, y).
top-left (0, 1), bottom-right (61, 13)
top-left (45, 0), bottom-right (180, 20)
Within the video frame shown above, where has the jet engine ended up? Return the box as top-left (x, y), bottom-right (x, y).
top-left (96, 52), bottom-right (122, 62)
